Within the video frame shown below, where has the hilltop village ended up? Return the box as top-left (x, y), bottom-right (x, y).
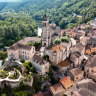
top-left (0, 14), bottom-right (96, 96)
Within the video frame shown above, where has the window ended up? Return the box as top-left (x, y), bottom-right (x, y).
top-left (76, 77), bottom-right (78, 80)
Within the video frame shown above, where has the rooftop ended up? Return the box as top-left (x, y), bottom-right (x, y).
top-left (60, 76), bottom-right (74, 89)
top-left (85, 55), bottom-right (96, 68)
top-left (77, 79), bottom-right (96, 93)
top-left (50, 83), bottom-right (64, 95)
top-left (8, 43), bottom-right (33, 51)
top-left (33, 54), bottom-right (46, 65)
top-left (78, 88), bottom-right (93, 96)
top-left (69, 68), bottom-right (84, 77)
top-left (58, 60), bottom-right (70, 67)
top-left (18, 37), bottom-right (41, 45)
top-left (51, 44), bottom-right (65, 53)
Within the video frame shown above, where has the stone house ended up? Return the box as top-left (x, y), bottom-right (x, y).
top-left (70, 52), bottom-right (84, 68)
top-left (87, 36), bottom-right (96, 47)
top-left (46, 44), bottom-right (67, 65)
top-left (50, 83), bottom-right (65, 96)
top-left (80, 36), bottom-right (89, 46)
top-left (32, 54), bottom-right (49, 75)
top-left (70, 43), bottom-right (85, 55)
top-left (67, 68), bottom-right (84, 82)
top-left (60, 76), bottom-right (74, 90)
top-left (61, 42), bottom-right (71, 57)
top-left (75, 30), bottom-right (85, 39)
top-left (7, 43), bottom-right (35, 61)
top-left (58, 59), bottom-right (71, 74)
top-left (85, 55), bottom-right (96, 77)
top-left (61, 29), bottom-right (76, 38)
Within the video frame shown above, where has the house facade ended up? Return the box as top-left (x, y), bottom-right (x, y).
top-left (67, 68), bottom-right (84, 82)
top-left (32, 54), bottom-right (49, 75)
top-left (7, 43), bottom-right (35, 61)
top-left (46, 44), bottom-right (67, 65)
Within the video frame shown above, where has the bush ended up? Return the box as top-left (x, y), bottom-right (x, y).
top-left (8, 70), bottom-right (19, 79)
top-left (61, 36), bottom-right (70, 43)
top-left (0, 70), bottom-right (9, 79)
top-left (54, 39), bottom-right (61, 44)
top-left (20, 58), bottom-right (25, 63)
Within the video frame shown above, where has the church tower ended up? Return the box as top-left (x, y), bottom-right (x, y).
top-left (42, 14), bottom-right (51, 47)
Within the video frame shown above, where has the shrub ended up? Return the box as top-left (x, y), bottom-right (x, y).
top-left (61, 36), bottom-right (70, 43)
top-left (20, 58), bottom-right (25, 63)
top-left (54, 39), bottom-right (61, 44)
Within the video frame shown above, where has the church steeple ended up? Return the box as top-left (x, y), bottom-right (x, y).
top-left (42, 14), bottom-right (49, 27)
top-left (43, 14), bottom-right (48, 21)
top-left (42, 14), bottom-right (50, 47)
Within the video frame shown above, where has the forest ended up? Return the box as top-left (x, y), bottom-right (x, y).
top-left (0, 12), bottom-right (37, 50)
top-left (0, 0), bottom-right (96, 29)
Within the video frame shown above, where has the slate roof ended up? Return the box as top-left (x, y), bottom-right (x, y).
top-left (8, 43), bottom-right (32, 51)
top-left (33, 54), bottom-right (46, 65)
top-left (78, 88), bottom-right (93, 96)
top-left (69, 68), bottom-right (84, 77)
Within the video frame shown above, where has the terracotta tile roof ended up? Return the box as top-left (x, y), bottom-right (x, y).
top-left (51, 45), bottom-right (64, 53)
top-left (50, 83), bottom-right (64, 95)
top-left (58, 60), bottom-right (69, 67)
top-left (69, 68), bottom-right (84, 77)
top-left (85, 47), bottom-right (96, 54)
top-left (85, 49), bottom-right (91, 54)
top-left (91, 47), bottom-right (96, 52)
top-left (60, 76), bottom-right (74, 89)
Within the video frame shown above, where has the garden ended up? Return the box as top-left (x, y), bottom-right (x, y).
top-left (0, 70), bottom-right (9, 79)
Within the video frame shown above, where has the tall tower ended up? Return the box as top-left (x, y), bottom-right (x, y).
top-left (42, 14), bottom-right (51, 47)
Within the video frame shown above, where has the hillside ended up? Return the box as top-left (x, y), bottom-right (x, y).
top-left (0, 0), bottom-right (96, 28)
top-left (0, 12), bottom-right (37, 50)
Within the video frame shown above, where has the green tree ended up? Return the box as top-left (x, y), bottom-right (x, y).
top-left (54, 39), bottom-right (61, 45)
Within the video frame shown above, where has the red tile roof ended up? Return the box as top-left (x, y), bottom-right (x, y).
top-left (60, 76), bottom-right (74, 89)
top-left (51, 45), bottom-right (64, 53)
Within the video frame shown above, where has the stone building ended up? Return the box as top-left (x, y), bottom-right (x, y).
top-left (41, 14), bottom-right (61, 47)
top-left (32, 54), bottom-right (49, 75)
top-left (60, 76), bottom-right (74, 90)
top-left (46, 44), bottom-right (66, 65)
top-left (50, 83), bottom-right (65, 96)
top-left (70, 52), bottom-right (84, 68)
top-left (85, 55), bottom-right (96, 77)
top-left (7, 43), bottom-right (35, 61)
top-left (67, 68), bottom-right (84, 82)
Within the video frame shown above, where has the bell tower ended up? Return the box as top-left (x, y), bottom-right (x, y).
top-left (42, 14), bottom-right (50, 47)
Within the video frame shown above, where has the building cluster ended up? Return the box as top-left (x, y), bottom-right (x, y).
top-left (7, 15), bottom-right (96, 96)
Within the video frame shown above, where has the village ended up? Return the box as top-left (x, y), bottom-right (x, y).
top-left (0, 14), bottom-right (96, 96)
